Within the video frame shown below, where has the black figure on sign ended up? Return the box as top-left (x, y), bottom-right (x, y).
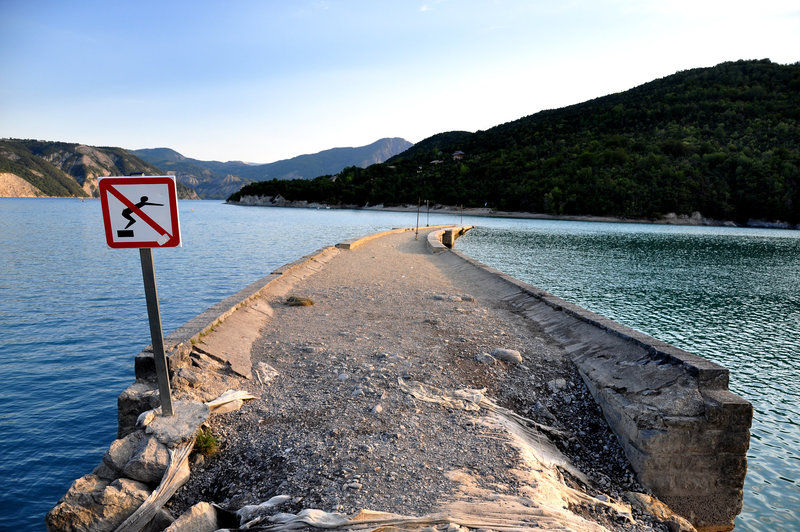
top-left (118, 196), bottom-right (163, 237)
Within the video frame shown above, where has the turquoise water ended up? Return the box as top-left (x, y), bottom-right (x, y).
top-left (1, 199), bottom-right (797, 530)
top-left (457, 222), bottom-right (800, 531)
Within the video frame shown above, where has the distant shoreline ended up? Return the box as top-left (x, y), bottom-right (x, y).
top-left (227, 196), bottom-right (799, 230)
top-left (3, 194), bottom-right (794, 230)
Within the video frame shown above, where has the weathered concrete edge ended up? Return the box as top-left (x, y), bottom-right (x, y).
top-left (444, 245), bottom-right (751, 531)
top-left (448, 248), bottom-right (731, 390)
top-left (134, 245), bottom-right (340, 381)
top-left (427, 226), bottom-right (475, 253)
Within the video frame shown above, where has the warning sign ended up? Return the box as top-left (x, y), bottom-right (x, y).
top-left (99, 176), bottom-right (181, 248)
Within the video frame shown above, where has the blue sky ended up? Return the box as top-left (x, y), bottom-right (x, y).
top-left (1, 1), bottom-right (798, 163)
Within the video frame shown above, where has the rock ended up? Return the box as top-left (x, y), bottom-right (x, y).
top-left (103, 431), bottom-right (146, 476)
top-left (475, 352), bottom-right (497, 365)
top-left (176, 368), bottom-right (201, 387)
top-left (91, 461), bottom-right (118, 481)
top-left (123, 435), bottom-right (170, 486)
top-left (117, 382), bottom-right (159, 438)
top-left (45, 475), bottom-right (150, 532)
top-left (142, 508), bottom-right (174, 532)
top-left (137, 409), bottom-right (157, 429)
top-left (164, 501), bottom-right (217, 532)
top-left (532, 401), bottom-right (557, 423)
top-left (143, 400), bottom-right (210, 447)
top-left (491, 348), bottom-right (523, 364)
top-left (548, 378), bottom-right (567, 392)
top-left (624, 492), bottom-right (695, 532)
top-left (372, 404), bottom-right (383, 415)
top-left (255, 362), bottom-right (279, 384)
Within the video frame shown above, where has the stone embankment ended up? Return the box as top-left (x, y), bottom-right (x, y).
top-left (47, 226), bottom-right (750, 532)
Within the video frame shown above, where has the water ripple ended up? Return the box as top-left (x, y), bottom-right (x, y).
top-left (458, 223), bottom-right (800, 531)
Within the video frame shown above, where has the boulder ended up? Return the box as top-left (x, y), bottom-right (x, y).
top-left (141, 400), bottom-right (210, 447)
top-left (45, 475), bottom-right (150, 532)
top-left (123, 435), bottom-right (170, 486)
top-left (141, 508), bottom-right (175, 532)
top-left (118, 382), bottom-right (160, 438)
top-left (103, 431), bottom-right (146, 476)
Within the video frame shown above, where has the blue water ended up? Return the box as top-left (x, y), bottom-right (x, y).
top-left (1, 199), bottom-right (797, 530)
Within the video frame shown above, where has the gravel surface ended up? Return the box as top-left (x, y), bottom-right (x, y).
top-left (168, 229), bottom-right (672, 531)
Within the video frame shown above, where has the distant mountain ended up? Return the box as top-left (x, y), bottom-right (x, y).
top-left (131, 137), bottom-right (412, 199)
top-left (231, 60), bottom-right (800, 226)
top-left (0, 139), bottom-right (199, 199)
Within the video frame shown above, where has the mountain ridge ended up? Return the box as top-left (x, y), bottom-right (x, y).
top-left (131, 137), bottom-right (412, 199)
top-left (0, 137), bottom-right (412, 200)
top-left (0, 139), bottom-right (199, 199)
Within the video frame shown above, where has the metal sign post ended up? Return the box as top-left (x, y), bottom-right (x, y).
top-left (99, 176), bottom-right (181, 417)
top-left (139, 248), bottom-right (174, 416)
top-left (415, 198), bottom-right (421, 240)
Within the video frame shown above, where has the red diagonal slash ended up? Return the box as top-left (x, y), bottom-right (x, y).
top-left (106, 184), bottom-right (170, 237)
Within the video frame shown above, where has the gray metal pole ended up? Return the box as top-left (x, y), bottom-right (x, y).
top-left (415, 198), bottom-right (420, 240)
top-left (426, 199), bottom-right (429, 226)
top-left (139, 248), bottom-right (174, 416)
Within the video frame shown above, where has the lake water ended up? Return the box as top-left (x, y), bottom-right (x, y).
top-left (457, 221), bottom-right (800, 531)
top-left (1, 199), bottom-right (797, 530)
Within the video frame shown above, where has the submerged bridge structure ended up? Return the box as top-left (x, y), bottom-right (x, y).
top-left (48, 226), bottom-right (750, 532)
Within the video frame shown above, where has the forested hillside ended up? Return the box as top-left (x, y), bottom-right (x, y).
top-left (230, 60), bottom-right (799, 225)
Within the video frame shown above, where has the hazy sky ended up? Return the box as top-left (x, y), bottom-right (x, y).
top-left (1, 1), bottom-right (798, 163)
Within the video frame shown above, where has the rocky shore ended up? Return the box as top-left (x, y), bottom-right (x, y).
top-left (230, 194), bottom-right (798, 230)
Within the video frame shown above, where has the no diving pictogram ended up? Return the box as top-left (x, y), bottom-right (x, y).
top-left (99, 176), bottom-right (181, 248)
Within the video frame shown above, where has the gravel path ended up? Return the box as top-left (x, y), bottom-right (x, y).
top-left (168, 229), bottom-right (672, 531)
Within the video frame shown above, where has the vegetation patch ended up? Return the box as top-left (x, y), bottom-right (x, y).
top-left (194, 427), bottom-right (220, 458)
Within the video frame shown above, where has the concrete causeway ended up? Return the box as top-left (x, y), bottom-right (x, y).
top-left (48, 226), bottom-right (751, 532)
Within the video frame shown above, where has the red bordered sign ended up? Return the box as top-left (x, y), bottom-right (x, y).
top-left (99, 176), bottom-right (181, 248)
